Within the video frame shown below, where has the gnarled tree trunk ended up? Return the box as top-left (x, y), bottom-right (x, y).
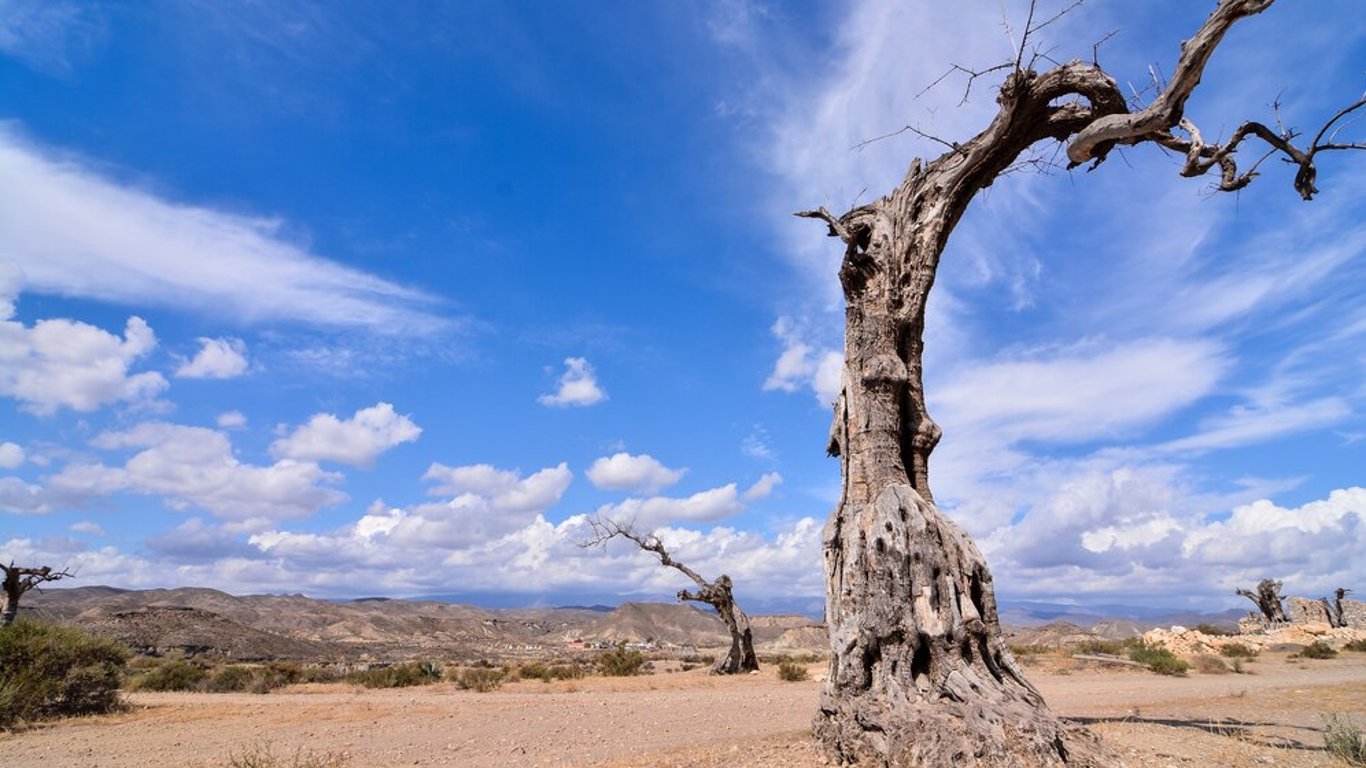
top-left (584, 519), bottom-right (759, 674)
top-left (1236, 579), bottom-right (1289, 624)
top-left (799, 1), bottom-right (1359, 764)
top-left (2, 562), bottom-right (73, 628)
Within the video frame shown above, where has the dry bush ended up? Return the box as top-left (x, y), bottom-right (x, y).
top-left (131, 658), bottom-right (208, 692)
top-left (453, 667), bottom-right (504, 692)
top-left (345, 661), bottom-right (442, 689)
top-left (1192, 654), bottom-right (1230, 675)
top-left (1291, 641), bottom-right (1338, 660)
top-left (225, 743), bottom-right (348, 768)
top-left (1323, 714), bottom-right (1366, 766)
top-left (1343, 639), bottom-right (1366, 653)
top-left (1218, 643), bottom-right (1258, 659)
top-left (776, 658), bottom-right (809, 682)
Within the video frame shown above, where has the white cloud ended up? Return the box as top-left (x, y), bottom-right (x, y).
top-left (69, 520), bottom-right (104, 536)
top-left (763, 316), bottom-right (843, 405)
top-left (0, 130), bottom-right (447, 335)
top-left (586, 452), bottom-right (685, 493)
top-left (216, 411), bottom-right (247, 429)
top-left (538, 356), bottom-right (607, 407)
top-left (270, 402), bottom-right (421, 468)
top-left (1158, 398), bottom-right (1352, 455)
top-left (0, 476), bottom-right (48, 514)
top-left (176, 337), bottom-right (249, 379)
top-left (743, 471), bottom-right (783, 501)
top-left (39, 421), bottom-right (349, 523)
top-left (0, 292), bottom-right (168, 415)
top-left (935, 338), bottom-right (1228, 445)
top-left (0, 0), bottom-right (101, 76)
top-left (421, 462), bottom-right (573, 513)
top-left (0, 441), bottom-right (24, 469)
top-left (594, 484), bottom-right (745, 528)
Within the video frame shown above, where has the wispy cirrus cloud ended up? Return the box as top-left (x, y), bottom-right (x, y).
top-left (0, 129), bottom-right (451, 335)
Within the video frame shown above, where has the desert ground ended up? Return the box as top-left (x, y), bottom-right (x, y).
top-left (2, 652), bottom-right (1362, 768)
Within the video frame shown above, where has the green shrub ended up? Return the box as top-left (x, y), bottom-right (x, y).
top-left (1218, 643), bottom-right (1258, 658)
top-left (1323, 714), bottom-right (1366, 766)
top-left (133, 658), bottom-right (208, 691)
top-left (1293, 641), bottom-right (1338, 660)
top-left (1127, 643), bottom-right (1189, 676)
top-left (598, 642), bottom-right (647, 677)
top-left (776, 659), bottom-right (809, 682)
top-left (207, 665), bottom-right (256, 692)
top-left (1008, 644), bottom-right (1050, 657)
top-left (517, 661), bottom-right (585, 683)
top-left (344, 661), bottom-right (442, 689)
top-left (1345, 639), bottom-right (1366, 653)
top-left (453, 667), bottom-right (504, 692)
top-left (1191, 623), bottom-right (1230, 636)
top-left (0, 619), bottom-right (128, 726)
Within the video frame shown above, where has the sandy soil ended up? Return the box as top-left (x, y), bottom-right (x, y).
top-left (2, 653), bottom-right (1363, 767)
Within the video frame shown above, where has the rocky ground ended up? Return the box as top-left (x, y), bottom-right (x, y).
top-left (2, 651), bottom-right (1363, 767)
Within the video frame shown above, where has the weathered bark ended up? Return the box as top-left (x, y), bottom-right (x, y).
top-left (583, 519), bottom-right (758, 674)
top-left (1236, 579), bottom-right (1288, 624)
top-left (798, 1), bottom-right (1361, 765)
top-left (1321, 588), bottom-right (1350, 629)
top-left (2, 562), bottom-right (73, 628)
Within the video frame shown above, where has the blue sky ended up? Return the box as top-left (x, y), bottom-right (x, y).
top-left (2, 0), bottom-right (1363, 614)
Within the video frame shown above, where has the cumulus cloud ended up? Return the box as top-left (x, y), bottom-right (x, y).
top-left (586, 452), bottom-right (685, 493)
top-left (216, 411), bottom-right (247, 429)
top-left (270, 402), bottom-right (421, 468)
top-left (593, 484), bottom-right (745, 528)
top-left (0, 131), bottom-right (447, 334)
top-left (0, 289), bottom-right (167, 414)
top-left (34, 421), bottom-right (349, 523)
top-left (0, 442), bottom-right (24, 469)
top-left (743, 471), bottom-right (783, 501)
top-left (176, 337), bottom-right (249, 379)
top-left (538, 357), bottom-right (606, 407)
top-left (763, 317), bottom-right (842, 405)
top-left (0, 476), bottom-right (48, 514)
top-left (421, 462), bottom-right (573, 513)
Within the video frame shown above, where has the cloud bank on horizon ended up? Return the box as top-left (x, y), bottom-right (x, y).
top-left (1, 0), bottom-right (1362, 612)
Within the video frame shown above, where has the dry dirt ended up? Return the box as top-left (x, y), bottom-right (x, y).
top-left (2, 653), bottom-right (1363, 768)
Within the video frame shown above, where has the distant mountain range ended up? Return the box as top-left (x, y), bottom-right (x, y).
top-left (21, 585), bottom-right (1249, 661)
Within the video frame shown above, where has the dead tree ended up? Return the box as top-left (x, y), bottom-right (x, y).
top-left (2, 562), bottom-right (74, 627)
top-left (583, 518), bottom-right (759, 674)
top-left (1236, 579), bottom-right (1289, 624)
top-left (798, 1), bottom-right (1362, 765)
top-left (1320, 588), bottom-right (1350, 629)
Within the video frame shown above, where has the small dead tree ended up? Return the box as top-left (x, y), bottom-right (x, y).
top-left (583, 518), bottom-right (759, 674)
top-left (1320, 587), bottom-right (1350, 629)
top-left (1236, 578), bottom-right (1289, 624)
top-left (2, 562), bottom-right (74, 627)
top-left (798, 1), bottom-right (1362, 765)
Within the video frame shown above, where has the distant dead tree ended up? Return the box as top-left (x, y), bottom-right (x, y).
top-left (2, 562), bottom-right (74, 627)
top-left (583, 518), bottom-right (759, 674)
top-left (796, 0), bottom-right (1363, 764)
top-left (1320, 587), bottom-right (1350, 629)
top-left (1236, 579), bottom-right (1289, 624)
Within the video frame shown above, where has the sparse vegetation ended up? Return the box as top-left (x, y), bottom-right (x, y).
top-left (776, 658), bottom-right (809, 682)
top-left (224, 743), bottom-right (348, 768)
top-left (1292, 641), bottom-right (1338, 660)
top-left (1218, 643), bottom-right (1258, 659)
top-left (1191, 623), bottom-right (1230, 636)
top-left (515, 661), bottom-right (587, 683)
top-left (1074, 638), bottom-right (1128, 656)
top-left (1127, 643), bottom-right (1189, 676)
top-left (452, 667), bottom-right (504, 692)
top-left (1343, 639), bottom-right (1366, 653)
top-left (0, 619), bottom-right (128, 727)
top-left (131, 658), bottom-right (208, 691)
top-left (1007, 644), bottom-right (1050, 657)
top-left (597, 642), bottom-right (647, 677)
top-left (1191, 654), bottom-right (1230, 675)
top-left (345, 661), bottom-right (442, 689)
top-left (1323, 714), bottom-right (1366, 766)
